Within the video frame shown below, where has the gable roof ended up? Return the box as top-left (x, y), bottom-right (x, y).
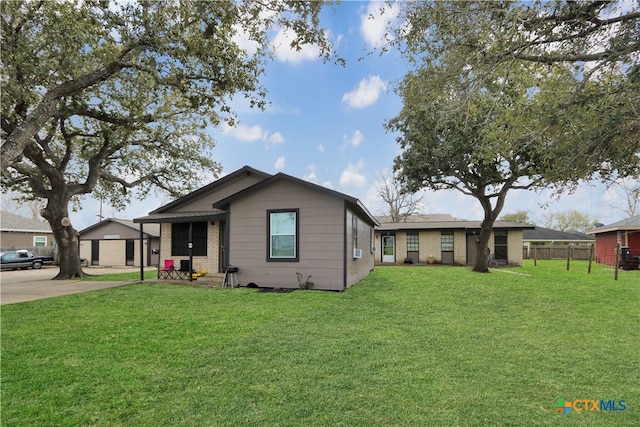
top-left (0, 210), bottom-right (52, 233)
top-left (586, 215), bottom-right (640, 235)
top-left (150, 165), bottom-right (271, 214)
top-left (213, 172), bottom-right (380, 227)
top-left (523, 226), bottom-right (594, 242)
top-left (79, 218), bottom-right (160, 237)
top-left (377, 220), bottom-right (534, 232)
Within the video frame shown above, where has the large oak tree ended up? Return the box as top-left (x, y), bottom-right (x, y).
top-left (1, 0), bottom-right (334, 278)
top-left (386, 0), bottom-right (639, 271)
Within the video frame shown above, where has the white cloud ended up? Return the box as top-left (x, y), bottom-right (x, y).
top-left (221, 122), bottom-right (265, 142)
top-left (344, 130), bottom-right (364, 147)
top-left (272, 26), bottom-right (320, 64)
top-left (318, 144), bottom-right (325, 152)
top-left (221, 122), bottom-right (285, 146)
top-left (322, 181), bottom-right (334, 190)
top-left (342, 75), bottom-right (388, 109)
top-left (274, 156), bottom-right (286, 170)
top-left (303, 171), bottom-right (317, 183)
top-left (232, 24), bottom-right (261, 56)
top-left (360, 1), bottom-right (402, 49)
top-left (269, 132), bottom-right (284, 145)
top-left (340, 160), bottom-right (367, 187)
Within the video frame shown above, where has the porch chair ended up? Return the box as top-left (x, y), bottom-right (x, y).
top-left (158, 259), bottom-right (175, 279)
top-left (178, 259), bottom-right (198, 280)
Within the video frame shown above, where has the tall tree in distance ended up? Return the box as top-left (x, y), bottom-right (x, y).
top-left (499, 211), bottom-right (533, 225)
top-left (1, 0), bottom-right (335, 278)
top-left (607, 176), bottom-right (640, 218)
top-left (376, 172), bottom-right (424, 223)
top-left (540, 210), bottom-right (596, 233)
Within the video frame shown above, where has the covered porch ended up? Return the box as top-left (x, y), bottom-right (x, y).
top-left (133, 210), bottom-right (228, 283)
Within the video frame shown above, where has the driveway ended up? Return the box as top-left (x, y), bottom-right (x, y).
top-left (0, 266), bottom-right (153, 305)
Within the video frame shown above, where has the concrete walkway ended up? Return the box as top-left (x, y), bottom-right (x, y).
top-left (0, 267), bottom-right (152, 305)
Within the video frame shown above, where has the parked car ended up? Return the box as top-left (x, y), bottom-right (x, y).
top-left (0, 250), bottom-right (55, 270)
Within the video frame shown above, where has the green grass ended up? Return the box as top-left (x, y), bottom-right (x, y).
top-left (79, 269), bottom-right (158, 281)
top-left (2, 261), bottom-right (638, 426)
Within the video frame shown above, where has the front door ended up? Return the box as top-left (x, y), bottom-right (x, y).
top-left (382, 235), bottom-right (395, 263)
top-left (125, 240), bottom-right (135, 266)
top-left (91, 240), bottom-right (100, 265)
top-left (466, 234), bottom-right (477, 265)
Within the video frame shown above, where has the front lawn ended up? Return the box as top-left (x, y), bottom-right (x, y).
top-left (2, 261), bottom-right (638, 426)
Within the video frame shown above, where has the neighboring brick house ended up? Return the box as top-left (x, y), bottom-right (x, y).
top-left (134, 166), bottom-right (379, 291)
top-left (375, 220), bottom-right (533, 266)
top-left (0, 210), bottom-right (54, 251)
top-left (587, 215), bottom-right (640, 268)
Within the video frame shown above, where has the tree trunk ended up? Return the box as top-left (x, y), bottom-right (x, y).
top-left (41, 196), bottom-right (85, 279)
top-left (473, 217), bottom-right (495, 273)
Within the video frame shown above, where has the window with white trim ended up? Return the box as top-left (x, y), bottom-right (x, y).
top-left (268, 209), bottom-right (298, 261)
top-left (33, 236), bottom-right (47, 247)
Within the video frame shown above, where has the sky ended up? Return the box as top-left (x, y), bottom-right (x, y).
top-left (5, 0), bottom-right (634, 230)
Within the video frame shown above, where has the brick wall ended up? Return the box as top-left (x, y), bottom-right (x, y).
top-left (158, 222), bottom-right (220, 274)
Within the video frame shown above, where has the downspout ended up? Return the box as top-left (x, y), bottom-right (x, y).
top-left (343, 201), bottom-right (348, 290)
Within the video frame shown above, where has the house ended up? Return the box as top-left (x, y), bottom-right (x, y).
top-left (586, 215), bottom-right (640, 268)
top-left (134, 166), bottom-right (379, 291)
top-left (0, 210), bottom-right (54, 251)
top-left (79, 218), bottom-right (160, 267)
top-left (523, 227), bottom-right (595, 260)
top-left (375, 220), bottom-right (534, 266)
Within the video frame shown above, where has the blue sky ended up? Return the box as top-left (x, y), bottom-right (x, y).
top-left (61, 1), bottom-right (632, 229)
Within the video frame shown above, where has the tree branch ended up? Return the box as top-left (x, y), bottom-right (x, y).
top-left (1, 43), bottom-right (147, 171)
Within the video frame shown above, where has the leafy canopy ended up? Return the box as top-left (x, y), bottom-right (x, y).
top-left (390, 0), bottom-right (639, 186)
top-left (1, 0), bottom-right (335, 206)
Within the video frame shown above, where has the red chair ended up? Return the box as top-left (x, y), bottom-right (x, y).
top-left (158, 259), bottom-right (175, 279)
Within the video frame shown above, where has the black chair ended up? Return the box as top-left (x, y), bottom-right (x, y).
top-left (177, 260), bottom-right (192, 279)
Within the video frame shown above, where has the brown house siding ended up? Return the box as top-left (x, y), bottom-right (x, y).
top-left (1, 231), bottom-right (53, 249)
top-left (227, 180), bottom-right (347, 290)
top-left (172, 174), bottom-right (266, 213)
top-left (346, 207), bottom-right (375, 287)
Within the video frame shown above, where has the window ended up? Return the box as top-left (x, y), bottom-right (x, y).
top-left (171, 222), bottom-right (208, 256)
top-left (407, 234), bottom-right (419, 252)
top-left (268, 210), bottom-right (298, 261)
top-left (441, 232), bottom-right (454, 252)
top-left (494, 231), bottom-right (508, 260)
top-left (352, 216), bottom-right (358, 250)
top-left (370, 228), bottom-right (375, 253)
top-left (33, 236), bottom-right (47, 247)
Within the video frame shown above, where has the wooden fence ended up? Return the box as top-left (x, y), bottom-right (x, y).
top-left (523, 245), bottom-right (594, 260)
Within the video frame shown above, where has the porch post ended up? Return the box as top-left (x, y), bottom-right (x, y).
top-left (139, 224), bottom-right (144, 282)
top-left (188, 222), bottom-right (193, 282)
